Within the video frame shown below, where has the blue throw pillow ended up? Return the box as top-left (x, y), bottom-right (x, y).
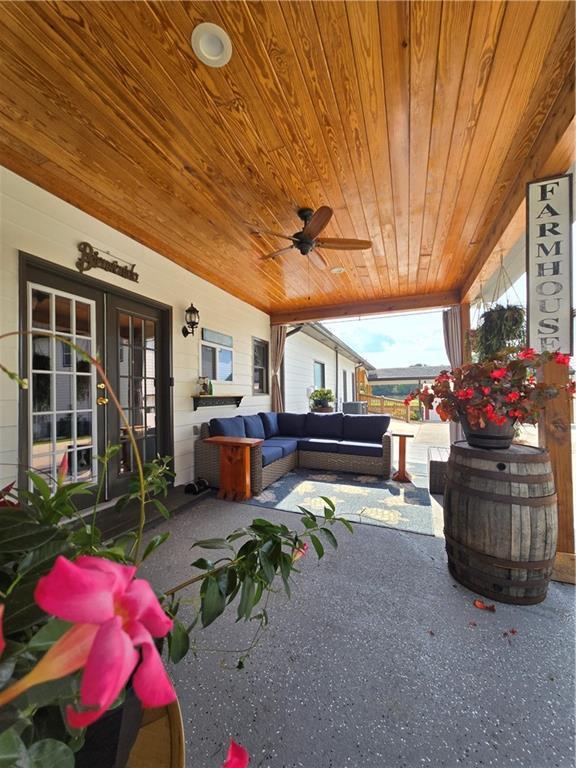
top-left (209, 416), bottom-right (246, 438)
top-left (277, 412), bottom-right (307, 437)
top-left (243, 414), bottom-right (266, 440)
top-left (258, 412), bottom-right (279, 438)
top-left (304, 412), bottom-right (344, 439)
top-left (342, 414), bottom-right (390, 443)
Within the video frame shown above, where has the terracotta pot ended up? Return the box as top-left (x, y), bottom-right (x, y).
top-left (460, 413), bottom-right (516, 450)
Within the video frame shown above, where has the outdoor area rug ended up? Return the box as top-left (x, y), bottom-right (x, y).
top-left (244, 469), bottom-right (435, 536)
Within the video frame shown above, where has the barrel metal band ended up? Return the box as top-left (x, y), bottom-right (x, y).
top-left (447, 550), bottom-right (551, 589)
top-left (444, 532), bottom-right (556, 570)
top-left (447, 564), bottom-right (547, 606)
top-left (445, 475), bottom-right (557, 507)
top-left (447, 461), bottom-right (553, 485)
top-left (451, 443), bottom-right (548, 463)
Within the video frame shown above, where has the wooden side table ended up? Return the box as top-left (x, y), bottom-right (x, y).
top-left (391, 432), bottom-right (414, 483)
top-left (203, 436), bottom-right (263, 501)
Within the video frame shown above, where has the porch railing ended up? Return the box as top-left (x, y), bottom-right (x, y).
top-left (357, 394), bottom-right (419, 422)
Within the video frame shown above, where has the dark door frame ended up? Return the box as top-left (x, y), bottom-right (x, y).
top-left (18, 252), bottom-right (174, 499)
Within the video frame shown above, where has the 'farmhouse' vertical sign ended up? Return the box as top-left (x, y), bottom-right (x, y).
top-left (526, 173), bottom-right (573, 354)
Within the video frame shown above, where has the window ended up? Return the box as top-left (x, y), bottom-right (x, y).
top-left (342, 369), bottom-right (348, 402)
top-left (253, 338), bottom-right (269, 394)
top-left (313, 360), bottom-right (325, 389)
top-left (201, 328), bottom-right (233, 382)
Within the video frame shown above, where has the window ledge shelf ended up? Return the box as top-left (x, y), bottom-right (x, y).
top-left (192, 395), bottom-right (243, 411)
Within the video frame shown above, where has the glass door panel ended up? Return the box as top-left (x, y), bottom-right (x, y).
top-left (28, 283), bottom-right (99, 491)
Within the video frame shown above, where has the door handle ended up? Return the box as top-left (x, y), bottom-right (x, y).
top-left (97, 395), bottom-right (109, 406)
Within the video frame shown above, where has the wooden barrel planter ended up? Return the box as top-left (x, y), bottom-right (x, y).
top-left (444, 441), bottom-right (557, 605)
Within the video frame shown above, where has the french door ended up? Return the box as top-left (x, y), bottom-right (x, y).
top-left (22, 257), bottom-right (171, 506)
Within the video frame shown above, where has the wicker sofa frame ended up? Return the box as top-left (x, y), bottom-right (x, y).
top-left (196, 422), bottom-right (392, 496)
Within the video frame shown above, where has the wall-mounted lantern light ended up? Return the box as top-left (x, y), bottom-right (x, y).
top-left (182, 303), bottom-right (200, 338)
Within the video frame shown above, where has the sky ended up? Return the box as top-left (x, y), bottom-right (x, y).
top-left (323, 309), bottom-right (450, 369)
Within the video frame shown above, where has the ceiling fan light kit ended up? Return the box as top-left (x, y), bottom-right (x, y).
top-left (259, 206), bottom-right (372, 270)
top-left (191, 23), bottom-right (232, 68)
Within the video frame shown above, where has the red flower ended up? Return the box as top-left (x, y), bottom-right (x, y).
top-left (554, 352), bottom-right (570, 366)
top-left (481, 387), bottom-right (491, 396)
top-left (518, 348), bottom-right (536, 361)
top-left (222, 741), bottom-right (249, 768)
top-left (490, 368), bottom-right (507, 380)
top-left (456, 388), bottom-right (474, 400)
top-left (505, 391), bottom-right (520, 403)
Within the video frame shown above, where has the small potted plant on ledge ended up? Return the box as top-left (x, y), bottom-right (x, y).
top-left (405, 349), bottom-right (573, 449)
top-left (309, 388), bottom-right (335, 413)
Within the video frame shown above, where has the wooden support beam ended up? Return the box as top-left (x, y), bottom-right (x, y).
top-left (461, 69), bottom-right (575, 304)
top-left (537, 361), bottom-right (574, 562)
top-left (270, 290), bottom-right (459, 325)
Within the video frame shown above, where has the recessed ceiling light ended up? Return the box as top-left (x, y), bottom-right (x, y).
top-left (330, 266), bottom-right (346, 274)
top-left (191, 23), bottom-right (232, 68)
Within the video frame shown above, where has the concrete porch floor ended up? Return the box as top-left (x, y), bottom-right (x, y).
top-left (142, 499), bottom-right (575, 768)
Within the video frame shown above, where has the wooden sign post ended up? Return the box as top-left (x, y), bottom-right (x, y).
top-left (526, 173), bottom-right (575, 583)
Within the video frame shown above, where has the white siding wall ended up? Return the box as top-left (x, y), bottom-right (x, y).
top-left (0, 168), bottom-right (271, 488)
top-left (283, 332), bottom-right (358, 413)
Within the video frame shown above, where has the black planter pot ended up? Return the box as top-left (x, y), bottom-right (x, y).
top-left (460, 414), bottom-right (516, 450)
top-left (74, 687), bottom-right (142, 768)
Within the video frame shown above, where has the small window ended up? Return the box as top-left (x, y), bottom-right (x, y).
top-left (253, 338), bottom-right (269, 394)
top-left (200, 328), bottom-right (233, 382)
top-left (313, 361), bottom-right (325, 389)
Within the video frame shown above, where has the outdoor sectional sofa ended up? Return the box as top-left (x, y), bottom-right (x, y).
top-left (196, 411), bottom-right (392, 496)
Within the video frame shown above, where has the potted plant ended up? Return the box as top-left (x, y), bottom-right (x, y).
top-left (309, 388), bottom-right (335, 412)
top-left (405, 349), bottom-right (573, 450)
top-left (470, 303), bottom-right (526, 362)
top-left (0, 332), bottom-right (352, 767)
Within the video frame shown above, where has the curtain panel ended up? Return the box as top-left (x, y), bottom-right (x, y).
top-left (270, 325), bottom-right (286, 412)
top-left (442, 307), bottom-right (464, 444)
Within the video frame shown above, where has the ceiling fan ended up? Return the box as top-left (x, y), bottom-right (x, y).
top-left (256, 207), bottom-right (372, 270)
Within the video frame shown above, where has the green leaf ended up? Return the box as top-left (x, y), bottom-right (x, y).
top-left (151, 499), bottom-right (170, 520)
top-left (338, 517), bottom-right (354, 534)
top-left (319, 527), bottom-right (338, 550)
top-left (168, 620), bottom-right (190, 663)
top-left (27, 471), bottom-right (51, 501)
top-left (0, 510), bottom-right (59, 553)
top-left (259, 548), bottom-right (275, 584)
top-left (297, 506), bottom-right (317, 524)
top-left (309, 534), bottom-right (324, 559)
top-left (142, 532), bottom-right (170, 561)
top-left (0, 728), bottom-right (29, 768)
top-left (200, 576), bottom-right (225, 627)
top-left (27, 619), bottom-right (71, 652)
top-left (3, 577), bottom-right (47, 634)
top-left (17, 536), bottom-right (72, 577)
top-left (29, 739), bottom-right (74, 768)
top-left (301, 516), bottom-right (316, 530)
top-left (190, 558), bottom-right (213, 570)
top-left (319, 496), bottom-right (336, 513)
top-left (237, 575), bottom-right (255, 621)
top-left (193, 538), bottom-right (234, 551)
top-left (279, 553), bottom-right (292, 598)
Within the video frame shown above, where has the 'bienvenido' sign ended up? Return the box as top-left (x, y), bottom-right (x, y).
top-left (526, 173), bottom-right (573, 354)
top-left (76, 241), bottom-right (139, 283)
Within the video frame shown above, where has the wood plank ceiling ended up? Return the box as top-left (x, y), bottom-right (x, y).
top-left (0, 1), bottom-right (574, 320)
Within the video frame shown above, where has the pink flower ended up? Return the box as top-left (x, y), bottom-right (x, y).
top-left (31, 556), bottom-right (175, 727)
top-left (57, 452), bottom-right (69, 485)
top-left (490, 368), bottom-right (507, 380)
top-left (554, 352), bottom-right (570, 366)
top-left (292, 542), bottom-right (308, 562)
top-left (222, 741), bottom-right (249, 768)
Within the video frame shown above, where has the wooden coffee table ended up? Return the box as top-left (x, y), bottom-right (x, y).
top-left (203, 436), bottom-right (263, 501)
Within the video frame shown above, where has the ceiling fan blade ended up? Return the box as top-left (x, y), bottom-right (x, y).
top-left (309, 249), bottom-right (327, 270)
top-left (315, 238), bottom-right (372, 250)
top-left (253, 229), bottom-right (297, 243)
top-left (302, 206), bottom-right (333, 240)
top-left (261, 246), bottom-right (294, 261)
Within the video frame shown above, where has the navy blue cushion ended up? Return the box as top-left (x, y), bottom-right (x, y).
top-left (342, 414), bottom-right (390, 443)
top-left (266, 437), bottom-right (298, 457)
top-left (338, 441), bottom-right (383, 458)
top-left (261, 444), bottom-right (283, 466)
top-left (209, 416), bottom-right (246, 438)
top-left (297, 438), bottom-right (341, 452)
top-left (277, 412), bottom-right (307, 437)
top-left (305, 412), bottom-right (344, 439)
top-left (243, 415), bottom-right (265, 440)
top-left (258, 412), bottom-right (279, 438)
